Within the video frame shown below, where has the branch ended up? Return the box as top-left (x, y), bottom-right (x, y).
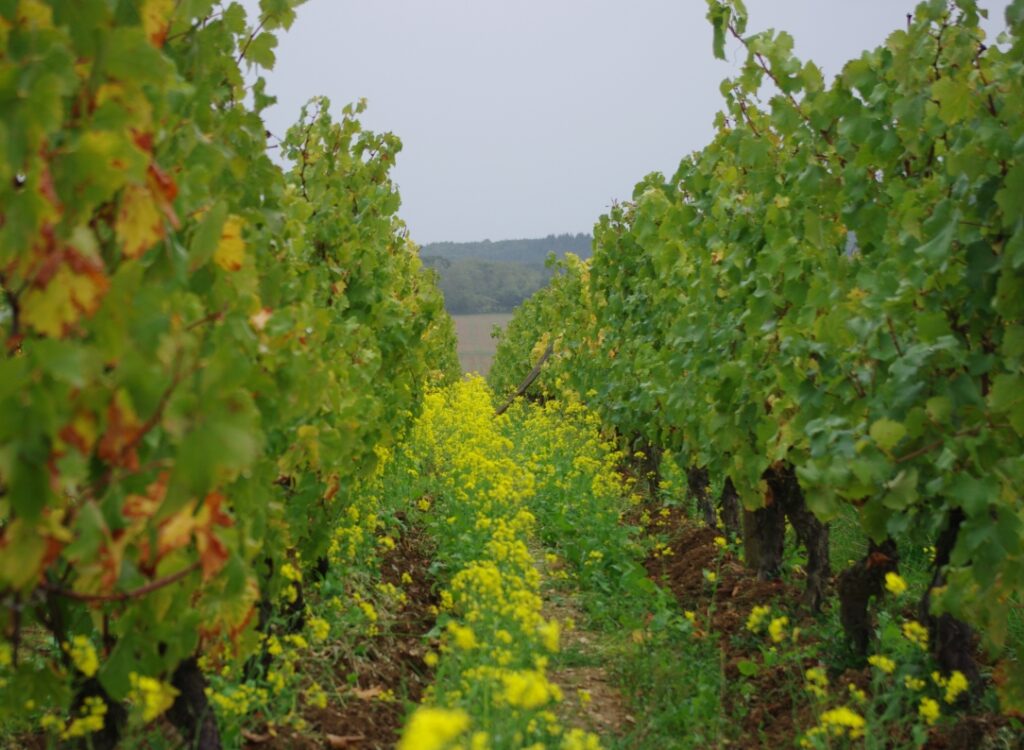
top-left (235, 14), bottom-right (269, 66)
top-left (41, 561), bottom-right (202, 603)
top-left (886, 316), bottom-right (904, 357)
top-left (495, 342), bottom-right (555, 416)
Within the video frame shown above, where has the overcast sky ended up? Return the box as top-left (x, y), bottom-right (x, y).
top-left (247, 1), bottom-right (1011, 244)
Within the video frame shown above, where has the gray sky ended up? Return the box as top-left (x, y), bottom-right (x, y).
top-left (249, 1), bottom-right (1011, 244)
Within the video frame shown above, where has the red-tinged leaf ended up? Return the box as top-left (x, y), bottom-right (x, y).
top-left (116, 182), bottom-right (165, 258)
top-left (58, 411), bottom-right (100, 456)
top-left (21, 247), bottom-right (109, 338)
top-left (156, 492), bottom-right (233, 581)
top-left (213, 215), bottom-right (245, 271)
top-left (141, 0), bottom-right (175, 47)
top-left (148, 162), bottom-right (180, 229)
top-left (97, 391), bottom-right (142, 470)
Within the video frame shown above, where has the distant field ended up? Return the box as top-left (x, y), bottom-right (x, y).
top-left (452, 313), bottom-right (513, 375)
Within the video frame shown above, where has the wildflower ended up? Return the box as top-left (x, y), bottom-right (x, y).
top-left (308, 616), bottom-right (330, 642)
top-left (919, 697), bottom-right (940, 725)
top-left (746, 605), bottom-right (771, 634)
top-left (424, 651), bottom-right (439, 667)
top-left (704, 570), bottom-right (717, 584)
top-left (129, 673), bottom-right (180, 722)
top-left (305, 682), bottom-right (328, 709)
top-left (867, 655), bottom-right (896, 674)
top-left (805, 667), bottom-right (829, 698)
top-left (944, 670), bottom-right (969, 703)
top-left (768, 616), bottom-right (789, 643)
top-left (447, 622), bottom-right (477, 650)
top-left (904, 675), bottom-right (926, 691)
top-left (62, 696), bottom-right (107, 739)
top-left (820, 705), bottom-right (865, 739)
top-left (684, 610), bottom-right (696, 624)
top-left (714, 536), bottom-right (727, 548)
top-left (397, 707), bottom-right (470, 750)
top-left (63, 635), bottom-right (99, 678)
top-left (401, 572), bottom-right (414, 585)
top-left (502, 669), bottom-right (559, 709)
top-left (418, 498), bottom-right (431, 511)
top-left (280, 562), bottom-right (302, 582)
top-left (538, 620), bottom-right (560, 652)
top-left (578, 689), bottom-right (592, 707)
top-left (266, 635), bottom-right (283, 656)
top-left (561, 728), bottom-right (602, 750)
top-left (359, 601), bottom-right (378, 623)
top-left (902, 620), bottom-right (929, 650)
top-left (885, 572), bottom-right (908, 596)
top-left (847, 683), bottom-right (868, 703)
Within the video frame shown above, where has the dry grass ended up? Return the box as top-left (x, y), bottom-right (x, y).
top-left (452, 313), bottom-right (513, 375)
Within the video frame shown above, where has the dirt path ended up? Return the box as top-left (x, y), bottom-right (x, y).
top-left (537, 555), bottom-right (632, 742)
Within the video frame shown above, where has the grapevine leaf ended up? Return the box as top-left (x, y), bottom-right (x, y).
top-left (116, 183), bottom-right (165, 258)
top-left (213, 214), bottom-right (246, 271)
top-left (869, 418), bottom-right (906, 451)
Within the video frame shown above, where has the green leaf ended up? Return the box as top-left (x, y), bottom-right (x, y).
top-left (915, 220), bottom-right (956, 264)
top-left (189, 202), bottom-right (229, 270)
top-left (931, 77), bottom-right (974, 125)
top-left (988, 374), bottom-right (1024, 435)
top-left (869, 418), bottom-right (907, 451)
top-left (243, 31), bottom-right (277, 68)
top-left (948, 473), bottom-right (996, 518)
top-left (737, 659), bottom-right (760, 677)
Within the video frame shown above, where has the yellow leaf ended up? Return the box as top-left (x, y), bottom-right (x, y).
top-left (116, 183), bottom-right (164, 258)
top-left (214, 215), bottom-right (246, 271)
top-left (21, 263), bottom-right (108, 338)
top-left (17, 0), bottom-right (53, 28)
top-left (141, 0), bottom-right (175, 46)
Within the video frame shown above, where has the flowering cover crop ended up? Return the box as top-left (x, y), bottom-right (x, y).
top-left (396, 379), bottom-right (602, 750)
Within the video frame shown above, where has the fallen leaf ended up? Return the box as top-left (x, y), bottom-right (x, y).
top-left (352, 686), bottom-right (382, 700)
top-left (326, 734), bottom-right (366, 748)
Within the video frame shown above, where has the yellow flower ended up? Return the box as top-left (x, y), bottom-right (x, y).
top-left (704, 570), bottom-right (717, 583)
top-left (768, 616), bottom-right (789, 643)
top-left (502, 669), bottom-right (559, 709)
top-left (424, 651), bottom-right (439, 667)
top-left (714, 536), bottom-right (727, 548)
top-left (904, 675), bottom-right (926, 691)
top-left (867, 654), bottom-right (896, 674)
top-left (308, 616), bottom-right (331, 643)
top-left (820, 705), bottom-right (865, 739)
top-left (305, 682), bottom-right (328, 709)
top-left (398, 707), bottom-right (470, 750)
top-left (61, 696), bottom-right (107, 739)
top-left (538, 620), bottom-right (560, 652)
top-left (64, 635), bottom-right (99, 678)
top-left (805, 667), bottom-right (829, 698)
top-left (447, 622), bottom-right (477, 650)
top-left (561, 728), bottom-right (603, 750)
top-left (746, 605), bottom-right (771, 633)
top-left (919, 697), bottom-right (940, 725)
top-left (943, 670), bottom-right (969, 704)
top-left (885, 572), bottom-right (908, 596)
top-left (129, 673), bottom-right (180, 722)
top-left (902, 620), bottom-right (929, 650)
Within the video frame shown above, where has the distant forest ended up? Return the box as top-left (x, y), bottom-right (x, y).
top-left (421, 233), bottom-right (592, 315)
